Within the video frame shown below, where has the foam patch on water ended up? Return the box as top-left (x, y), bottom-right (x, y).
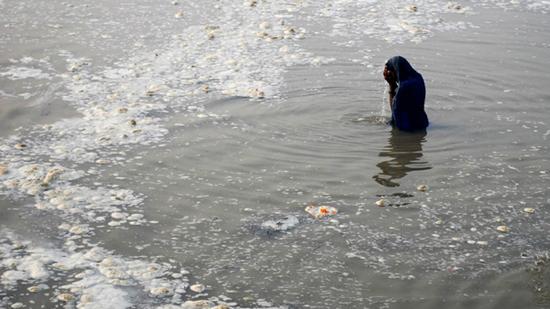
top-left (307, 0), bottom-right (474, 44)
top-left (0, 230), bottom-right (191, 308)
top-left (0, 66), bottom-right (52, 80)
top-left (0, 0), bottom-right (332, 307)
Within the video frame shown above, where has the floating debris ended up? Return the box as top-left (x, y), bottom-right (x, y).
top-left (27, 285), bottom-right (44, 293)
top-left (145, 84), bottom-right (163, 96)
top-left (96, 158), bottom-right (111, 165)
top-left (375, 198), bottom-right (386, 207)
top-left (111, 212), bottom-right (127, 220)
top-left (118, 107), bottom-right (128, 113)
top-left (305, 205), bottom-right (338, 219)
top-left (0, 164), bottom-right (8, 175)
top-left (448, 2), bottom-right (463, 11)
top-left (283, 26), bottom-right (296, 36)
top-left (260, 215), bottom-right (299, 232)
top-left (174, 11), bottom-right (184, 18)
top-left (247, 0), bottom-right (257, 7)
top-left (417, 184), bottom-right (428, 192)
top-left (205, 25), bottom-right (219, 40)
top-left (129, 119), bottom-right (137, 126)
top-left (190, 283), bottom-right (206, 293)
top-left (57, 293), bottom-right (75, 302)
top-left (201, 85), bottom-right (210, 93)
top-left (127, 213), bottom-right (144, 221)
top-left (496, 225), bottom-right (510, 233)
top-left (42, 168), bottom-right (64, 186)
top-left (15, 143), bottom-right (27, 150)
top-left (407, 4), bottom-right (418, 12)
top-left (524, 207), bottom-right (535, 214)
top-left (248, 88), bottom-right (265, 98)
top-left (256, 31), bottom-right (269, 39)
top-left (150, 286), bottom-right (173, 297)
top-left (182, 300), bottom-right (213, 309)
top-left (69, 225), bottom-right (86, 235)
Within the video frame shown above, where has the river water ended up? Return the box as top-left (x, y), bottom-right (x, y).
top-left (1, 0), bottom-right (550, 308)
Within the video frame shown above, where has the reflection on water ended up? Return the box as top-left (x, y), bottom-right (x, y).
top-left (373, 128), bottom-right (431, 187)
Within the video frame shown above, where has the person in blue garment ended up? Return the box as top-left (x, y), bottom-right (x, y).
top-left (383, 56), bottom-right (429, 131)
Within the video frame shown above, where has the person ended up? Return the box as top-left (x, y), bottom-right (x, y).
top-left (383, 56), bottom-right (429, 131)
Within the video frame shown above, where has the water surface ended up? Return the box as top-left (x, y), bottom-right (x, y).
top-left (1, 1), bottom-right (550, 308)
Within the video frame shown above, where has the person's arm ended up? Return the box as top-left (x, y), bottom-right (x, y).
top-left (388, 83), bottom-right (397, 110)
top-left (383, 66), bottom-right (398, 110)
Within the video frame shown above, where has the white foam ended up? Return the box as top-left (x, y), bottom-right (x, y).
top-left (0, 67), bottom-right (51, 80)
top-left (0, 231), bottom-right (189, 308)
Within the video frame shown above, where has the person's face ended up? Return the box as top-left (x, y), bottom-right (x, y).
top-left (383, 65), bottom-right (396, 81)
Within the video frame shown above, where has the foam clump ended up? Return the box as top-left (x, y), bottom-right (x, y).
top-left (181, 300), bottom-right (214, 309)
top-left (190, 283), bottom-right (206, 293)
top-left (260, 215), bottom-right (299, 232)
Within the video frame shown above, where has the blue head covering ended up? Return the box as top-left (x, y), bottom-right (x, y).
top-left (385, 56), bottom-right (420, 82)
top-left (385, 56), bottom-right (429, 131)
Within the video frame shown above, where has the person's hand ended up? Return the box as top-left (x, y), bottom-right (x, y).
top-left (383, 66), bottom-right (397, 89)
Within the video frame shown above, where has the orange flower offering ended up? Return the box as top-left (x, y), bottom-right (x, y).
top-left (305, 205), bottom-right (338, 219)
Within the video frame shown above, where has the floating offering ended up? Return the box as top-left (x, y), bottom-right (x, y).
top-left (305, 205), bottom-right (338, 219)
top-left (496, 225), bottom-right (510, 233)
top-left (523, 207), bottom-right (535, 214)
top-left (375, 198), bottom-right (386, 207)
top-left (190, 283), bottom-right (206, 293)
top-left (15, 143), bottom-right (27, 150)
top-left (417, 184), bottom-right (428, 192)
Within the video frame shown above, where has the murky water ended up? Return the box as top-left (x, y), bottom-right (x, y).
top-left (1, 1), bottom-right (550, 308)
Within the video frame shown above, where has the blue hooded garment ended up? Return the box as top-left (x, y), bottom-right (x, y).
top-left (386, 56), bottom-right (429, 131)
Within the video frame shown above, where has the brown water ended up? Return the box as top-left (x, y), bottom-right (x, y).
top-left (1, 1), bottom-right (550, 308)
